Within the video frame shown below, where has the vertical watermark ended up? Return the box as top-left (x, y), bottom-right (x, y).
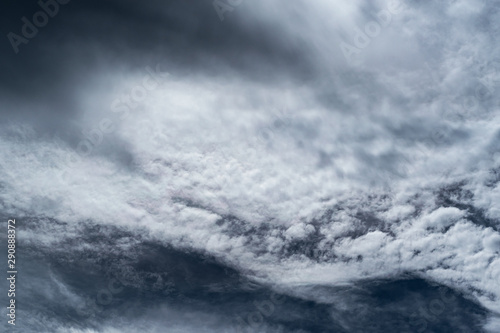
top-left (6, 219), bottom-right (17, 326)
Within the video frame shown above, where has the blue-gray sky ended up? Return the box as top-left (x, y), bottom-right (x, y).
top-left (1, 0), bottom-right (500, 332)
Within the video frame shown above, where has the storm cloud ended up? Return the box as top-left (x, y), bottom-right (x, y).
top-left (1, 0), bottom-right (499, 332)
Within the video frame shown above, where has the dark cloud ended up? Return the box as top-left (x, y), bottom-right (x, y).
top-left (0, 0), bottom-right (315, 116)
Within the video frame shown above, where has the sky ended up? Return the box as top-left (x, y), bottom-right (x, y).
top-left (1, 0), bottom-right (500, 332)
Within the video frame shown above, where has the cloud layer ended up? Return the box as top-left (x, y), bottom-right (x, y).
top-left (1, 0), bottom-right (499, 332)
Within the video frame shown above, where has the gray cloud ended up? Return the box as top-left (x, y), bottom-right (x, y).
top-left (1, 0), bottom-right (499, 332)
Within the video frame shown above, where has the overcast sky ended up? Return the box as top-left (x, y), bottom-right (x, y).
top-left (1, 0), bottom-right (500, 332)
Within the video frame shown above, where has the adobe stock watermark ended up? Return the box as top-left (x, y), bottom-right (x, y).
top-left (339, 0), bottom-right (405, 66)
top-left (254, 108), bottom-right (297, 148)
top-left (76, 277), bottom-right (125, 318)
top-left (213, 0), bottom-right (244, 21)
top-left (233, 278), bottom-right (287, 333)
top-left (7, 0), bottom-right (71, 54)
top-left (405, 284), bottom-right (457, 333)
top-left (54, 64), bottom-right (170, 181)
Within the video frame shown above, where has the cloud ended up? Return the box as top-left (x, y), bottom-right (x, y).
top-left (1, 0), bottom-right (499, 331)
